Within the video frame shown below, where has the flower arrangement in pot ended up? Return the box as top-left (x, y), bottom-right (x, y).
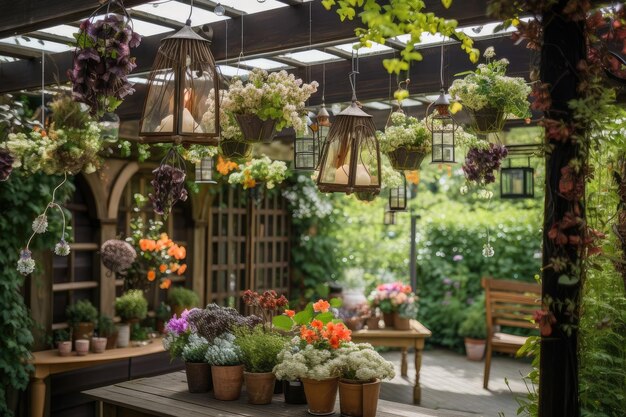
top-left (167, 287), bottom-right (199, 317)
top-left (234, 325), bottom-right (287, 404)
top-left (201, 89), bottom-right (250, 158)
top-left (449, 47), bottom-right (531, 134)
top-left (461, 137), bottom-right (508, 187)
top-left (205, 332), bottom-right (244, 401)
top-left (376, 111), bottom-right (431, 171)
top-left (66, 299), bottom-right (98, 342)
top-left (337, 303), bottom-right (371, 332)
top-left (368, 282), bottom-right (417, 330)
top-left (228, 155), bottom-right (288, 191)
top-left (328, 343), bottom-right (396, 417)
top-left (221, 69), bottom-right (318, 143)
top-left (458, 301), bottom-right (487, 361)
top-left (114, 289), bottom-right (148, 347)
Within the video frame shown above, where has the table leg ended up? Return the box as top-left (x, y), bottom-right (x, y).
top-left (31, 377), bottom-right (46, 417)
top-left (413, 344), bottom-right (424, 405)
top-left (401, 348), bottom-right (408, 377)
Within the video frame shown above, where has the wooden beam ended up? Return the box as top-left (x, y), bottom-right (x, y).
top-left (28, 31), bottom-right (75, 46)
top-left (0, 43), bottom-right (44, 60)
top-left (0, 0), bottom-right (152, 39)
top-left (129, 10), bottom-right (184, 30)
top-left (178, 0), bottom-right (245, 18)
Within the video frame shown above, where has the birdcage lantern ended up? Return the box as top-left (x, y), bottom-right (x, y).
top-left (500, 158), bottom-right (534, 199)
top-left (294, 114), bottom-right (328, 171)
top-left (429, 89), bottom-right (456, 164)
top-left (389, 176), bottom-right (408, 212)
top-left (195, 156), bottom-right (216, 184)
top-left (139, 23), bottom-right (219, 145)
top-left (383, 208), bottom-right (396, 226)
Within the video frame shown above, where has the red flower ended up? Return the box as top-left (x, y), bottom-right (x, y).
top-left (284, 309), bottom-right (295, 318)
top-left (533, 310), bottom-right (557, 336)
top-left (313, 299), bottom-right (330, 313)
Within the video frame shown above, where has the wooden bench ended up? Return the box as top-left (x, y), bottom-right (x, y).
top-left (482, 277), bottom-right (541, 389)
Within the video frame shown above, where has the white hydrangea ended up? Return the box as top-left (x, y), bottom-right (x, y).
top-left (282, 174), bottom-right (333, 220)
top-left (273, 343), bottom-right (334, 381)
top-left (327, 342), bottom-right (395, 381)
top-left (376, 112), bottom-right (431, 154)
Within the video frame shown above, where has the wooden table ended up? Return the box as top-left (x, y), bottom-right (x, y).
top-left (350, 320), bottom-right (432, 405)
top-left (84, 371), bottom-right (474, 417)
top-left (31, 339), bottom-right (165, 417)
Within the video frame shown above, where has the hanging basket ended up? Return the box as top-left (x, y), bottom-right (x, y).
top-left (219, 139), bottom-right (251, 159)
top-left (355, 191), bottom-right (377, 202)
top-left (235, 114), bottom-right (276, 143)
top-left (468, 107), bottom-right (506, 134)
top-left (386, 147), bottom-right (427, 171)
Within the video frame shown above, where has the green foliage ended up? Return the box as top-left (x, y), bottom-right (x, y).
top-left (65, 300), bottom-right (98, 325)
top-left (234, 326), bottom-right (287, 373)
top-left (129, 323), bottom-right (149, 341)
top-left (97, 315), bottom-right (116, 337)
top-left (115, 290), bottom-right (148, 322)
top-left (168, 287), bottom-right (200, 309)
top-left (458, 297), bottom-right (487, 339)
top-left (155, 302), bottom-right (172, 321)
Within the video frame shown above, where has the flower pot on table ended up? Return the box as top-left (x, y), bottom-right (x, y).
top-left (91, 337), bottom-right (107, 353)
top-left (244, 371), bottom-right (275, 405)
top-left (345, 317), bottom-right (365, 331)
top-left (382, 312), bottom-right (395, 329)
top-left (393, 314), bottom-right (411, 330)
top-left (235, 113), bottom-right (276, 143)
top-left (386, 146), bottom-right (427, 171)
top-left (186, 362), bottom-right (212, 393)
top-left (105, 332), bottom-right (118, 350)
top-left (211, 364), bottom-right (244, 401)
top-left (338, 378), bottom-right (381, 417)
top-left (57, 341), bottom-right (72, 357)
top-left (72, 322), bottom-right (94, 341)
top-left (283, 380), bottom-right (307, 404)
top-left (468, 107), bottom-right (505, 134)
top-left (464, 338), bottom-right (486, 361)
top-left (75, 339), bottom-right (90, 356)
top-left (116, 324), bottom-right (130, 348)
top-left (366, 317), bottom-right (380, 330)
top-left (301, 377), bottom-right (338, 415)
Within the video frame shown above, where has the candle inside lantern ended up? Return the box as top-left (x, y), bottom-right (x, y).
top-left (511, 172), bottom-right (524, 195)
top-left (334, 164), bottom-right (371, 186)
top-left (156, 108), bottom-right (204, 133)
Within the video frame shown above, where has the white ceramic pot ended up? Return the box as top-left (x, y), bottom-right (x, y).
top-left (116, 324), bottom-right (130, 348)
top-left (342, 289), bottom-right (367, 310)
top-left (75, 339), bottom-right (90, 356)
top-left (91, 337), bottom-right (107, 353)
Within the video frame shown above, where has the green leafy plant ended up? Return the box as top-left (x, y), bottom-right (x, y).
top-left (272, 298), bottom-right (343, 331)
top-left (234, 326), bottom-right (287, 373)
top-left (155, 302), bottom-right (172, 321)
top-left (65, 300), bottom-right (98, 325)
top-left (181, 333), bottom-right (209, 363)
top-left (115, 289), bottom-right (148, 322)
top-left (167, 287), bottom-right (199, 309)
top-left (228, 155), bottom-right (289, 190)
top-left (458, 301), bottom-right (487, 340)
top-left (53, 329), bottom-right (71, 345)
top-left (97, 315), bottom-right (116, 338)
top-left (376, 111), bottom-right (431, 154)
top-left (130, 323), bottom-right (149, 341)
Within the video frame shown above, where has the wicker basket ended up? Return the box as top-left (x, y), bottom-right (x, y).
top-left (219, 139), bottom-right (251, 159)
top-left (235, 113), bottom-right (276, 143)
top-left (387, 146), bottom-right (427, 171)
top-left (468, 107), bottom-right (506, 134)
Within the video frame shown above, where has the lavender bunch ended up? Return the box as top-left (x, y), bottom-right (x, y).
top-left (462, 143), bottom-right (508, 185)
top-left (188, 304), bottom-right (261, 343)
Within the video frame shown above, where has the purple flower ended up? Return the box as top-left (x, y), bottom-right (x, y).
top-left (453, 254), bottom-right (463, 262)
top-left (453, 281), bottom-right (461, 289)
top-left (442, 277), bottom-right (452, 285)
top-left (165, 311), bottom-right (190, 335)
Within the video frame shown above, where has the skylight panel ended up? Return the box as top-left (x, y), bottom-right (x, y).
top-left (217, 65), bottom-right (249, 77)
top-left (239, 58), bottom-right (288, 70)
top-left (38, 25), bottom-right (80, 39)
top-left (333, 42), bottom-right (393, 55)
top-left (217, 0), bottom-right (288, 14)
top-left (280, 50), bottom-right (342, 64)
top-left (0, 36), bottom-right (72, 53)
top-left (363, 101), bottom-right (392, 111)
top-left (132, 2), bottom-right (224, 24)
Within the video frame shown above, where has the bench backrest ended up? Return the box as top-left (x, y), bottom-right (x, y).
top-left (482, 277), bottom-right (541, 334)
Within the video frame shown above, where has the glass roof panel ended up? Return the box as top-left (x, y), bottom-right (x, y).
top-left (132, 2), bottom-right (225, 24)
top-left (38, 25), bottom-right (80, 39)
top-left (334, 42), bottom-right (392, 55)
top-left (0, 55), bottom-right (17, 62)
top-left (218, 65), bottom-right (250, 77)
top-left (363, 101), bottom-right (392, 110)
top-left (0, 36), bottom-right (72, 53)
top-left (218, 0), bottom-right (289, 14)
top-left (280, 50), bottom-right (342, 64)
top-left (239, 58), bottom-right (288, 70)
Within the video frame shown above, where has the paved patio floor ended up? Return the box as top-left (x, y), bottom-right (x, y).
top-left (380, 349), bottom-right (532, 417)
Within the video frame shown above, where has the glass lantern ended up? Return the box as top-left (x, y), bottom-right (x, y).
top-left (501, 159), bottom-right (534, 199)
top-left (389, 177), bottom-right (407, 211)
top-left (383, 209), bottom-right (396, 226)
top-left (294, 115), bottom-right (328, 171)
top-left (99, 112), bottom-right (120, 143)
top-left (195, 157), bottom-right (216, 184)
top-left (429, 89), bottom-right (456, 164)
top-left (139, 25), bottom-right (219, 145)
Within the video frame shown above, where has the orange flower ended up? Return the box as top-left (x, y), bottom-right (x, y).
top-left (217, 156), bottom-right (238, 175)
top-left (168, 245), bottom-right (186, 260)
top-left (313, 299), bottom-right (330, 313)
top-left (311, 319), bottom-right (324, 330)
top-left (284, 309), bottom-right (295, 318)
top-left (405, 170), bottom-right (420, 185)
top-left (300, 326), bottom-right (318, 344)
top-left (159, 264), bottom-right (167, 273)
top-left (159, 278), bottom-right (172, 289)
top-left (243, 177), bottom-right (256, 189)
top-left (139, 239), bottom-right (157, 252)
top-left (177, 264), bottom-right (187, 275)
top-left (169, 263), bottom-right (179, 273)
top-left (147, 269), bottom-right (156, 281)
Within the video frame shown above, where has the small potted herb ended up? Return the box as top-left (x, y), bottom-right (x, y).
top-left (458, 306), bottom-right (487, 361)
top-left (97, 315), bottom-right (118, 350)
top-left (205, 333), bottom-right (244, 401)
top-left (115, 290), bottom-right (148, 347)
top-left (130, 323), bottom-right (150, 347)
top-left (66, 300), bottom-right (98, 342)
top-left (54, 329), bottom-right (72, 357)
top-left (167, 287), bottom-right (200, 317)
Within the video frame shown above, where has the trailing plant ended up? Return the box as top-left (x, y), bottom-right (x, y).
top-left (462, 141), bottom-right (509, 185)
top-left (376, 111), bottom-right (431, 154)
top-left (168, 287), bottom-right (199, 309)
top-left (66, 300), bottom-right (98, 325)
top-left (233, 325), bottom-right (287, 373)
top-left (115, 289), bottom-right (148, 322)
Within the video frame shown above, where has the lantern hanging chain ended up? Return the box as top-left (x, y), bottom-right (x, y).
top-left (349, 49), bottom-right (360, 101)
top-left (321, 63), bottom-right (326, 102)
top-left (236, 15), bottom-right (245, 75)
top-left (186, 0), bottom-right (194, 25)
top-left (440, 36), bottom-right (445, 89)
top-left (41, 50), bottom-right (44, 127)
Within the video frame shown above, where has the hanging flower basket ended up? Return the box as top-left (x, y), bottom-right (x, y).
top-left (386, 147), bottom-right (427, 171)
top-left (234, 114), bottom-right (276, 143)
top-left (219, 139), bottom-right (251, 159)
top-left (468, 107), bottom-right (506, 135)
top-left (355, 191), bottom-right (377, 202)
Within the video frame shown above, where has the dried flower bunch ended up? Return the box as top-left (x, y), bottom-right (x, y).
top-left (149, 148), bottom-right (188, 217)
top-left (100, 239), bottom-right (137, 273)
top-left (462, 141), bottom-right (508, 185)
top-left (242, 289), bottom-right (288, 329)
top-left (68, 14), bottom-right (141, 118)
top-left (376, 111), bottom-right (431, 154)
top-left (221, 68), bottom-right (318, 133)
top-left (187, 304), bottom-right (261, 343)
top-left (227, 155), bottom-right (288, 190)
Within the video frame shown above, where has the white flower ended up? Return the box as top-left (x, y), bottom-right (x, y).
top-left (17, 249), bottom-right (36, 275)
top-left (460, 185), bottom-right (469, 195)
top-left (483, 46), bottom-right (496, 59)
top-left (32, 214), bottom-right (48, 234)
top-left (54, 239), bottom-right (71, 256)
top-left (482, 243), bottom-right (495, 258)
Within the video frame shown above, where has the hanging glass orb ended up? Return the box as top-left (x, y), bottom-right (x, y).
top-left (214, 3), bottom-right (225, 16)
top-left (389, 176), bottom-right (407, 211)
top-left (316, 101), bottom-right (381, 195)
top-left (501, 159), bottom-right (534, 199)
top-left (139, 23), bottom-right (219, 145)
top-left (195, 156), bottom-right (216, 184)
top-left (429, 89), bottom-right (456, 164)
top-left (383, 209), bottom-right (396, 226)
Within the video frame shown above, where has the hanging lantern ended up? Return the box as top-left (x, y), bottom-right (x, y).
top-left (139, 22), bottom-right (219, 145)
top-left (500, 158), bottom-right (534, 199)
top-left (389, 176), bottom-right (407, 212)
top-left (294, 114), bottom-right (324, 171)
top-left (317, 102), bottom-right (331, 127)
top-left (316, 101), bottom-right (381, 195)
top-left (429, 89), bottom-right (456, 164)
top-left (195, 157), bottom-right (216, 184)
top-left (383, 209), bottom-right (396, 226)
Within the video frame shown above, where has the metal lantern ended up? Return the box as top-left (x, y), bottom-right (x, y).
top-left (195, 157), bottom-right (216, 184)
top-left (317, 102), bottom-right (331, 127)
top-left (389, 176), bottom-right (407, 211)
top-left (316, 101), bottom-right (381, 195)
top-left (383, 209), bottom-right (396, 225)
top-left (429, 89), bottom-right (456, 164)
top-left (139, 23), bottom-right (219, 145)
top-left (294, 114), bottom-right (329, 171)
top-left (501, 158), bottom-right (534, 199)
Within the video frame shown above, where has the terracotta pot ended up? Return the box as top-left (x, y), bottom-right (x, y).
top-left (220, 139), bottom-right (251, 159)
top-left (468, 107), bottom-right (505, 134)
top-left (91, 337), bottom-right (107, 353)
top-left (57, 341), bottom-right (72, 357)
top-left (211, 365), bottom-right (244, 401)
top-left (75, 339), bottom-right (90, 356)
top-left (382, 312), bottom-right (395, 329)
top-left (338, 379), bottom-right (381, 417)
top-left (235, 113), bottom-right (276, 143)
top-left (283, 380), bottom-right (307, 404)
top-left (116, 324), bottom-right (130, 348)
top-left (393, 315), bottom-right (411, 330)
top-left (345, 317), bottom-right (365, 331)
top-left (366, 317), bottom-right (380, 330)
top-left (72, 322), bottom-right (94, 341)
top-left (387, 146), bottom-right (427, 171)
top-left (105, 332), bottom-right (118, 350)
top-left (301, 377), bottom-right (338, 415)
top-left (244, 372), bottom-right (275, 405)
top-left (186, 362), bottom-right (212, 393)
top-left (464, 338), bottom-right (486, 361)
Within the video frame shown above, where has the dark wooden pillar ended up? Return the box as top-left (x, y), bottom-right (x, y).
top-left (539, 1), bottom-right (585, 416)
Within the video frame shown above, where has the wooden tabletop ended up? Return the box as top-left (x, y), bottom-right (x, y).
top-left (32, 339), bottom-right (164, 365)
top-left (83, 371), bottom-right (474, 417)
top-left (351, 320), bottom-right (432, 339)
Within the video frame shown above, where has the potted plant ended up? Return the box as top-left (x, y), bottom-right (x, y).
top-left (376, 111), bottom-right (431, 171)
top-left (66, 300), bottom-right (98, 342)
top-left (368, 282), bottom-right (416, 329)
top-left (462, 139), bottom-right (508, 186)
top-left (181, 333), bottom-right (211, 393)
top-left (458, 305), bottom-right (487, 361)
top-left (234, 325), bottom-right (286, 404)
top-left (221, 69), bottom-right (318, 143)
top-left (449, 47), bottom-right (531, 134)
top-left (168, 287), bottom-right (200, 317)
top-left (75, 339), bottom-right (90, 356)
top-left (130, 323), bottom-right (150, 347)
top-left (155, 302), bottom-right (171, 334)
top-left (227, 156), bottom-right (288, 191)
top-left (338, 303), bottom-right (371, 331)
top-left (205, 332), bottom-right (244, 401)
top-left (115, 290), bottom-right (148, 347)
top-left (97, 315), bottom-right (118, 350)
top-left (329, 343), bottom-right (396, 417)
top-left (54, 329), bottom-right (72, 357)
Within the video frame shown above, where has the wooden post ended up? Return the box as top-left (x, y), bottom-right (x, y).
top-left (99, 220), bottom-right (118, 318)
top-left (539, 1), bottom-right (585, 416)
